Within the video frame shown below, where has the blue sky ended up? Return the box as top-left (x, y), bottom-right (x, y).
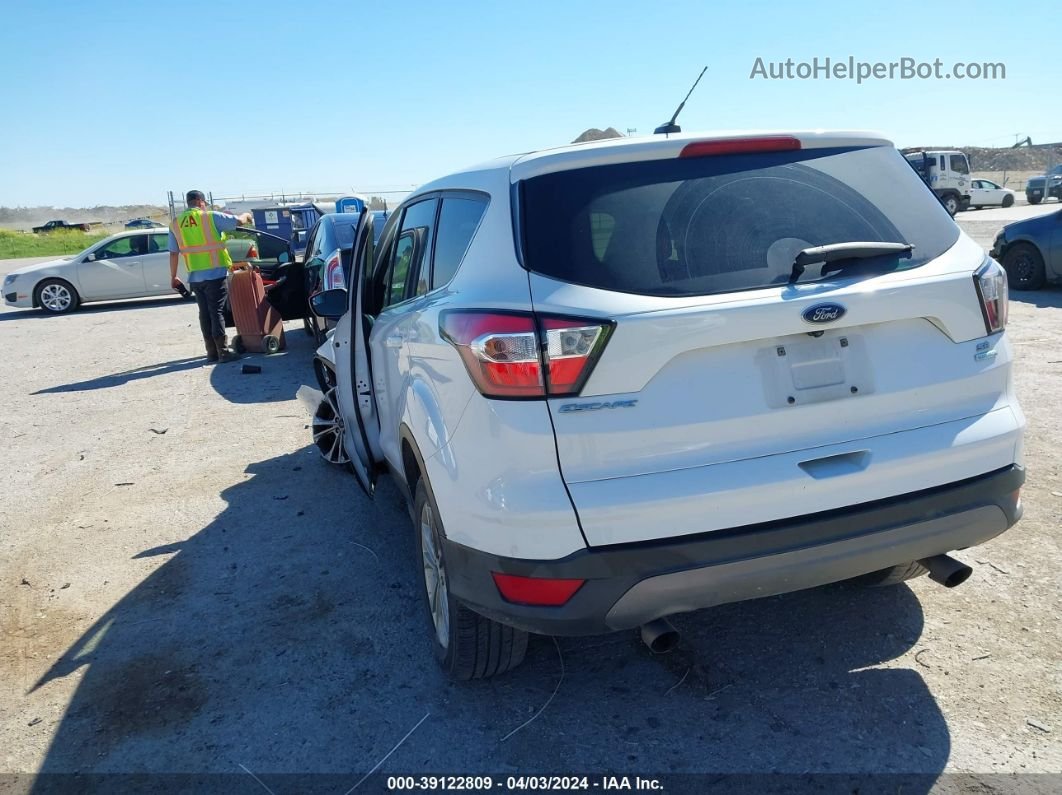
top-left (0, 0), bottom-right (1057, 207)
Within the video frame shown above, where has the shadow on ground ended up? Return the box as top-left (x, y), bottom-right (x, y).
top-left (27, 448), bottom-right (949, 792)
top-left (1010, 285), bottom-right (1062, 309)
top-left (29, 325), bottom-right (320, 404)
top-left (0, 296), bottom-right (187, 323)
top-left (32, 358), bottom-right (206, 394)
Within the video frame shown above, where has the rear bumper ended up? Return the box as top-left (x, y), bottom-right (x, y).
top-left (444, 465), bottom-right (1024, 636)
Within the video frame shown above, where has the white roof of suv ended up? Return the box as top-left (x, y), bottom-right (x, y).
top-left (424, 131), bottom-right (895, 189)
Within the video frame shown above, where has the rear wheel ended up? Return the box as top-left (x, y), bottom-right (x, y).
top-left (854, 561), bottom-right (928, 587)
top-left (1003, 243), bottom-right (1046, 291)
top-left (1002, 194), bottom-right (1014, 208)
top-left (414, 480), bottom-right (528, 679)
top-left (263, 335), bottom-right (281, 354)
top-left (231, 335), bottom-right (245, 354)
top-left (35, 279), bottom-right (80, 314)
top-left (1028, 195), bottom-right (1042, 205)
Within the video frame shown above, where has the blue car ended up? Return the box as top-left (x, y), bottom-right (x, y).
top-left (124, 218), bottom-right (163, 229)
top-left (991, 207), bottom-right (1062, 290)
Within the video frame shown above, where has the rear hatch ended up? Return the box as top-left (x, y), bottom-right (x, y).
top-left (515, 136), bottom-right (1015, 546)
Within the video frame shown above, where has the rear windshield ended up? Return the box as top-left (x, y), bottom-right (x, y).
top-left (520, 146), bottom-right (960, 297)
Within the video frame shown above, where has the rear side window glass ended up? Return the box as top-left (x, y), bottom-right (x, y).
top-left (520, 146), bottom-right (960, 297)
top-left (431, 196), bottom-right (488, 289)
top-left (385, 199), bottom-right (436, 307)
top-left (149, 233), bottom-right (169, 252)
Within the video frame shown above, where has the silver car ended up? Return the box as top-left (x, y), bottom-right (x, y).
top-left (3, 227), bottom-right (296, 315)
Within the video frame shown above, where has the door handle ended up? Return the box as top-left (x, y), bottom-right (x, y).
top-left (385, 334), bottom-right (405, 348)
top-left (798, 450), bottom-right (870, 479)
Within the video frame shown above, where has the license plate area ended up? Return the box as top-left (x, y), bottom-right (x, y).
top-left (759, 332), bottom-right (875, 408)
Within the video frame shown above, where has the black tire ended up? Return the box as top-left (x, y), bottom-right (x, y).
top-left (231, 335), bottom-right (245, 354)
top-left (313, 358), bottom-right (336, 393)
top-left (413, 480), bottom-right (528, 680)
top-left (1002, 194), bottom-right (1014, 208)
top-left (263, 335), bottom-right (280, 354)
top-left (306, 315), bottom-right (325, 346)
top-left (1027, 195), bottom-right (1042, 205)
top-left (942, 194), bottom-right (960, 216)
top-left (34, 278), bottom-right (80, 315)
top-left (853, 561), bottom-right (928, 587)
top-left (1003, 243), bottom-right (1046, 291)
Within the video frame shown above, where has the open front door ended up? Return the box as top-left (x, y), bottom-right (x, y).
top-left (333, 209), bottom-right (378, 497)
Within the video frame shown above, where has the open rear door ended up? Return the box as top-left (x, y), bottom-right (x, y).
top-left (333, 209), bottom-right (377, 497)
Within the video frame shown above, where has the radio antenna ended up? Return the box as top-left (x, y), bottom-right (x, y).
top-left (654, 66), bottom-right (707, 136)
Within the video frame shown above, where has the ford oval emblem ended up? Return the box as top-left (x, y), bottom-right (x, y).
top-left (802, 303), bottom-right (846, 324)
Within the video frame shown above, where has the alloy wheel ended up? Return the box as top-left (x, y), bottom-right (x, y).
top-left (420, 501), bottom-right (450, 648)
top-left (40, 283), bottom-right (72, 312)
top-left (312, 388), bottom-right (350, 465)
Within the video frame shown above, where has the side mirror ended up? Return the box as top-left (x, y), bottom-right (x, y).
top-left (311, 288), bottom-right (347, 320)
top-left (85, 252), bottom-right (96, 262)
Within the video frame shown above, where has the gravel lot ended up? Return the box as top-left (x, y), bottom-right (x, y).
top-left (1, 203), bottom-right (1060, 792)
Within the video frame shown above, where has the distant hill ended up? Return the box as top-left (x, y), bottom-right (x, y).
top-left (572, 127), bottom-right (624, 144)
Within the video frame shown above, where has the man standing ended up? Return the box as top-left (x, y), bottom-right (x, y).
top-left (169, 190), bottom-right (252, 362)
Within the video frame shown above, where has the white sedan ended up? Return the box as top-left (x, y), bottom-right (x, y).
top-left (969, 179), bottom-right (1016, 209)
top-left (3, 227), bottom-right (294, 315)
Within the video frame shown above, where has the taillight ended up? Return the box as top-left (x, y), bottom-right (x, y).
top-left (440, 311), bottom-right (613, 399)
top-left (491, 573), bottom-right (585, 606)
top-left (324, 252), bottom-right (345, 291)
top-left (680, 136), bottom-right (801, 158)
top-left (247, 243), bottom-right (259, 259)
top-left (975, 259), bottom-right (1008, 334)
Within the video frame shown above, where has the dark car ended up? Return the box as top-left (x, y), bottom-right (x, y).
top-left (301, 211), bottom-right (390, 342)
top-left (1025, 165), bottom-right (1062, 205)
top-left (124, 218), bottom-right (164, 229)
top-left (991, 207), bottom-right (1062, 290)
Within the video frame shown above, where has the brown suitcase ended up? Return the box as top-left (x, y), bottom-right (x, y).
top-left (228, 266), bottom-right (286, 354)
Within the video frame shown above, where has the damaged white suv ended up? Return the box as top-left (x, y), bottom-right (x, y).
top-left (310, 131), bottom-right (1024, 679)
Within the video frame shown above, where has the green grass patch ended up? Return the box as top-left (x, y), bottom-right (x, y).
top-left (0, 229), bottom-right (109, 259)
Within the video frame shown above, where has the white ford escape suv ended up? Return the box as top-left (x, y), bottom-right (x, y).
top-left (310, 131), bottom-right (1025, 680)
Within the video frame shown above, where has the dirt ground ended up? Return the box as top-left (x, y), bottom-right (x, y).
top-left (0, 204), bottom-right (1060, 792)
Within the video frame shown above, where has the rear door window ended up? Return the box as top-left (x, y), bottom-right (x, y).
top-left (519, 146), bottom-right (960, 297)
top-left (387, 199), bottom-right (436, 304)
top-left (431, 195), bottom-right (488, 289)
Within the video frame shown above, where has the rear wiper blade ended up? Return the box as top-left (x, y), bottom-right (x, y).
top-left (789, 242), bottom-right (914, 284)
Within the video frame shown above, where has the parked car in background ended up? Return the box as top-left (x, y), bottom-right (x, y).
top-left (124, 218), bottom-right (164, 229)
top-left (991, 206), bottom-right (1062, 290)
top-left (1025, 165), bottom-right (1062, 205)
top-left (302, 212), bottom-right (392, 343)
top-left (32, 220), bottom-right (90, 233)
top-left (968, 179), bottom-right (1015, 209)
top-left (301, 213), bottom-right (361, 343)
top-left (2, 226), bottom-right (308, 318)
top-left (309, 131), bottom-right (1024, 679)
